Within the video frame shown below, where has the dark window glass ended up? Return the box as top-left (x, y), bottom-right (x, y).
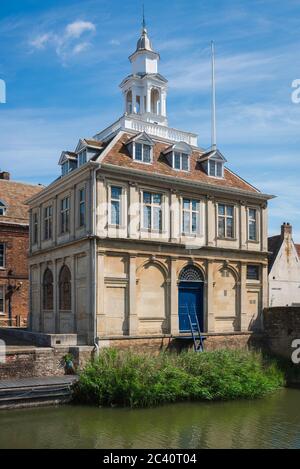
top-left (0, 244), bottom-right (4, 268)
top-left (43, 268), bottom-right (53, 310)
top-left (59, 265), bottom-right (71, 310)
top-left (247, 265), bottom-right (260, 280)
top-left (79, 189), bottom-right (85, 227)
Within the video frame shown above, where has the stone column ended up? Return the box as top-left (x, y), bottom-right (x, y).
top-left (71, 255), bottom-right (77, 333)
top-left (240, 263), bottom-right (248, 331)
top-left (170, 257), bottom-right (179, 335)
top-left (128, 254), bottom-right (138, 336)
top-left (206, 260), bottom-right (215, 332)
top-left (261, 203), bottom-right (268, 252)
top-left (96, 250), bottom-right (106, 337)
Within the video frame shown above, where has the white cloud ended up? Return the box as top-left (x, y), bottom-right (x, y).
top-left (65, 20), bottom-right (95, 39)
top-left (109, 39), bottom-right (121, 46)
top-left (29, 20), bottom-right (96, 62)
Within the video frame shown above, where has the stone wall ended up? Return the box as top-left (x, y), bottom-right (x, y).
top-left (264, 306), bottom-right (300, 359)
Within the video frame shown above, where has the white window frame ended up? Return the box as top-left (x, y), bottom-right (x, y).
top-left (217, 203), bottom-right (235, 239)
top-left (44, 205), bottom-right (53, 240)
top-left (133, 142), bottom-right (153, 164)
top-left (0, 285), bottom-right (5, 314)
top-left (78, 188), bottom-right (86, 227)
top-left (208, 159), bottom-right (224, 178)
top-left (0, 243), bottom-right (5, 268)
top-left (181, 198), bottom-right (200, 235)
top-left (172, 151), bottom-right (190, 172)
top-left (141, 191), bottom-right (163, 232)
top-left (109, 186), bottom-right (123, 227)
top-left (60, 197), bottom-right (70, 234)
top-left (248, 207), bottom-right (258, 242)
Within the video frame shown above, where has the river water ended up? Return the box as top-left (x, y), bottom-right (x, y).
top-left (0, 388), bottom-right (299, 449)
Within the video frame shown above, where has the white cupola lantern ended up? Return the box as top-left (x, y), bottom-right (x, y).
top-left (119, 16), bottom-right (168, 126)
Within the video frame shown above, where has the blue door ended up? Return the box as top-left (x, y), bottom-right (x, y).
top-left (178, 281), bottom-right (204, 332)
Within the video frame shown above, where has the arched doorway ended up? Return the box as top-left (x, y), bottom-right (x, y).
top-left (178, 265), bottom-right (204, 332)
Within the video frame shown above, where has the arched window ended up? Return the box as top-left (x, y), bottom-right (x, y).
top-left (151, 88), bottom-right (160, 114)
top-left (126, 90), bottom-right (132, 114)
top-left (43, 268), bottom-right (53, 310)
top-left (59, 265), bottom-right (71, 311)
top-left (179, 265), bottom-right (204, 282)
top-left (0, 201), bottom-right (6, 216)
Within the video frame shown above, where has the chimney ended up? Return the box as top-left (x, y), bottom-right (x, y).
top-left (281, 222), bottom-right (292, 240)
top-left (0, 171), bottom-right (10, 180)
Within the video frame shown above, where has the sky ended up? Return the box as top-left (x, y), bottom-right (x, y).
top-left (0, 0), bottom-right (300, 240)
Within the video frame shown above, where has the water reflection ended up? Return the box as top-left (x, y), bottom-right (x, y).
top-left (0, 389), bottom-right (299, 449)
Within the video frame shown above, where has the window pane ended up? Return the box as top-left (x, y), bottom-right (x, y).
top-left (183, 199), bottom-right (190, 210)
top-left (192, 212), bottom-right (197, 232)
top-left (111, 201), bottom-right (120, 225)
top-left (152, 194), bottom-right (162, 205)
top-left (143, 192), bottom-right (151, 204)
top-left (143, 145), bottom-right (151, 162)
top-left (247, 265), bottom-right (259, 280)
top-left (143, 205), bottom-right (151, 229)
top-left (249, 208), bottom-right (256, 220)
top-left (226, 217), bottom-right (234, 238)
top-left (135, 143), bottom-right (142, 160)
top-left (183, 211), bottom-right (190, 233)
top-left (192, 200), bottom-right (198, 211)
top-left (182, 154), bottom-right (189, 171)
top-left (111, 186), bottom-right (122, 200)
top-left (218, 204), bottom-right (225, 216)
top-left (249, 220), bottom-right (256, 240)
top-left (227, 206), bottom-right (234, 217)
top-left (209, 160), bottom-right (216, 176)
top-left (174, 152), bottom-right (181, 169)
top-left (218, 217), bottom-right (225, 237)
top-left (216, 162), bottom-right (223, 177)
top-left (153, 207), bottom-right (162, 230)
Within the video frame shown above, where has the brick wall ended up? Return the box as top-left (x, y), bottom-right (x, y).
top-left (0, 224), bottom-right (30, 326)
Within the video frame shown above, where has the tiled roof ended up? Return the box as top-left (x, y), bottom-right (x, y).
top-left (0, 180), bottom-right (43, 226)
top-left (101, 133), bottom-right (259, 193)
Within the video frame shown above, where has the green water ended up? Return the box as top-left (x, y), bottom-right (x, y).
top-left (0, 389), bottom-right (300, 449)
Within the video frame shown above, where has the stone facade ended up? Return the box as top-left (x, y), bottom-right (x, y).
top-left (27, 23), bottom-right (272, 346)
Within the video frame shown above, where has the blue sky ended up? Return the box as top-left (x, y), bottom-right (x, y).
top-left (0, 0), bottom-right (300, 240)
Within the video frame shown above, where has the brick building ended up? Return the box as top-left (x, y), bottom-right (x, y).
top-left (0, 172), bottom-right (42, 326)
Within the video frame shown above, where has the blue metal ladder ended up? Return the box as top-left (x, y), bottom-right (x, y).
top-left (186, 305), bottom-right (204, 352)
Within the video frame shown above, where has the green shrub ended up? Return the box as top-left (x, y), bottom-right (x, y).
top-left (73, 348), bottom-right (285, 408)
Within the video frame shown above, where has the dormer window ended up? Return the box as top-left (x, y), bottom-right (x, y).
top-left (163, 141), bottom-right (192, 172)
top-left (0, 201), bottom-right (6, 216)
top-left (61, 160), bottom-right (76, 176)
top-left (126, 132), bottom-right (154, 164)
top-left (200, 149), bottom-right (227, 179)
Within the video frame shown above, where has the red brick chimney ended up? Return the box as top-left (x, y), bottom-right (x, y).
top-left (281, 222), bottom-right (292, 240)
top-left (0, 171), bottom-right (10, 180)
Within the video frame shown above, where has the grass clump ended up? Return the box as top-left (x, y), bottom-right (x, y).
top-left (73, 348), bottom-right (285, 408)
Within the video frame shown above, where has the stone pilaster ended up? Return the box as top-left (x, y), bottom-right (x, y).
top-left (170, 257), bottom-right (179, 335)
top-left (128, 254), bottom-right (138, 335)
top-left (96, 250), bottom-right (105, 336)
top-left (240, 263), bottom-right (248, 331)
top-left (206, 260), bottom-right (215, 332)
